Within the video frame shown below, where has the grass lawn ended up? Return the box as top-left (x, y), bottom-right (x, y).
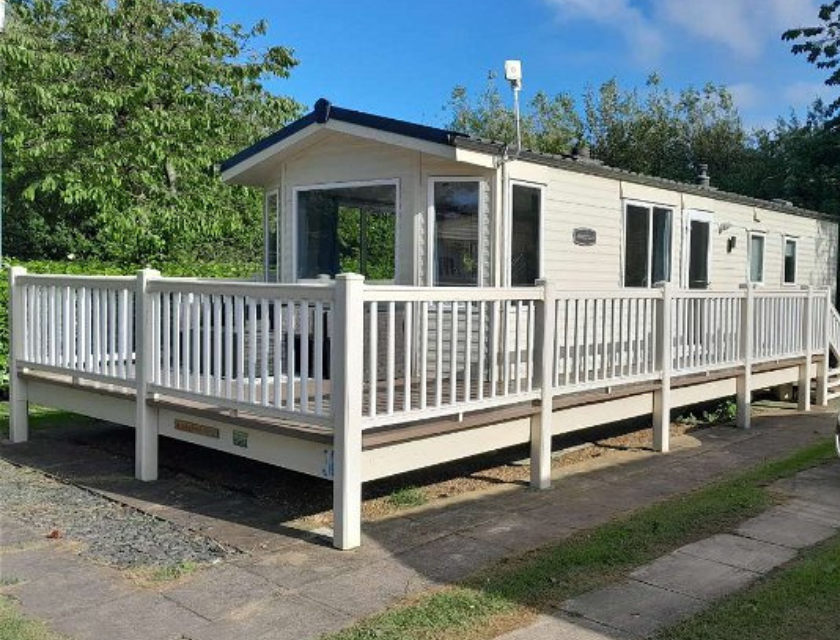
top-left (322, 440), bottom-right (837, 640)
top-left (0, 404), bottom-right (89, 440)
top-left (657, 532), bottom-right (840, 640)
top-left (0, 597), bottom-right (63, 640)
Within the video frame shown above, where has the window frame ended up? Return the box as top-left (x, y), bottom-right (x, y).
top-left (506, 179), bottom-right (545, 287)
top-left (263, 187), bottom-right (280, 282)
top-left (621, 199), bottom-right (674, 288)
top-left (749, 231), bottom-right (766, 284)
top-left (782, 236), bottom-right (798, 285)
top-left (291, 178), bottom-right (401, 283)
top-left (427, 176), bottom-right (487, 287)
top-left (682, 209), bottom-right (715, 289)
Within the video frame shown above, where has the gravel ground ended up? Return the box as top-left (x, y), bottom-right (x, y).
top-left (0, 459), bottom-right (232, 568)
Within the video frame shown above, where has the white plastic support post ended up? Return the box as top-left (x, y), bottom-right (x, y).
top-left (332, 273), bottom-right (365, 550)
top-left (530, 279), bottom-right (556, 489)
top-left (9, 266), bottom-right (29, 443)
top-left (798, 286), bottom-right (813, 412)
top-left (135, 268), bottom-right (160, 481)
top-left (815, 290), bottom-right (830, 406)
top-left (653, 282), bottom-right (672, 452)
top-left (737, 284), bottom-right (754, 429)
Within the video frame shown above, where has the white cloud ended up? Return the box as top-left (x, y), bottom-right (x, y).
top-left (541, 0), bottom-right (821, 61)
top-left (542, 0), bottom-right (664, 64)
top-left (782, 80), bottom-right (833, 108)
top-left (656, 0), bottom-right (819, 59)
top-left (727, 82), bottom-right (764, 110)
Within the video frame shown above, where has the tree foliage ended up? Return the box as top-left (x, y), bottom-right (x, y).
top-left (448, 75), bottom-right (746, 186)
top-left (783, 1), bottom-right (840, 122)
top-left (1, 0), bottom-right (302, 264)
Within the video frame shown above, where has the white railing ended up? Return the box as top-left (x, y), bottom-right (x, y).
top-left (15, 274), bottom-right (137, 384)
top-left (553, 292), bottom-right (660, 392)
top-left (672, 291), bottom-right (743, 375)
top-left (146, 279), bottom-right (335, 425)
top-left (9, 269), bottom-right (833, 434)
top-left (360, 287), bottom-right (542, 428)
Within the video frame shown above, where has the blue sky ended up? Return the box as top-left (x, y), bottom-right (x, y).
top-left (206, 0), bottom-right (834, 131)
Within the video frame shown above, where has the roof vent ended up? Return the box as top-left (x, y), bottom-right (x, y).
top-left (313, 98), bottom-right (332, 124)
top-left (697, 163), bottom-right (711, 188)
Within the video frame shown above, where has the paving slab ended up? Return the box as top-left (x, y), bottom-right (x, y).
top-left (459, 511), bottom-right (578, 551)
top-left (736, 506), bottom-right (838, 549)
top-left (296, 558), bottom-right (434, 618)
top-left (394, 533), bottom-right (511, 583)
top-left (186, 593), bottom-right (351, 640)
top-left (629, 551), bottom-right (758, 601)
top-left (5, 563), bottom-right (133, 621)
top-left (51, 591), bottom-right (208, 640)
top-left (563, 579), bottom-right (705, 637)
top-left (495, 614), bottom-right (629, 640)
top-left (774, 498), bottom-right (840, 528)
top-left (164, 563), bottom-right (281, 621)
top-left (676, 533), bottom-right (796, 573)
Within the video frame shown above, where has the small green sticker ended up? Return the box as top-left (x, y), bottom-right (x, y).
top-left (232, 430), bottom-right (248, 448)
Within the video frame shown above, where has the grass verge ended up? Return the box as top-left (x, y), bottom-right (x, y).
top-left (322, 439), bottom-right (836, 640)
top-left (0, 596), bottom-right (64, 640)
top-left (125, 561), bottom-right (202, 587)
top-left (656, 531), bottom-right (840, 640)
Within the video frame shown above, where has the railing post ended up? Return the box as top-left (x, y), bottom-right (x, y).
top-left (815, 289), bottom-right (830, 406)
top-left (332, 273), bottom-right (365, 550)
top-left (8, 266), bottom-right (29, 443)
top-left (737, 284), bottom-right (754, 429)
top-left (530, 279), bottom-right (556, 490)
top-left (798, 286), bottom-right (814, 411)
top-left (135, 268), bottom-right (160, 481)
top-left (653, 282), bottom-right (672, 452)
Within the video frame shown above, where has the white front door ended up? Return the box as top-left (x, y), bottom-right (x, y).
top-left (684, 210), bottom-right (713, 289)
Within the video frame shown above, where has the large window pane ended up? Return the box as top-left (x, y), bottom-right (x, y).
top-left (750, 234), bottom-right (765, 283)
top-left (434, 181), bottom-right (480, 286)
top-left (511, 185), bottom-right (541, 286)
top-left (687, 220), bottom-right (710, 289)
top-left (624, 204), bottom-right (649, 287)
top-left (784, 239), bottom-right (796, 284)
top-left (297, 184), bottom-right (396, 280)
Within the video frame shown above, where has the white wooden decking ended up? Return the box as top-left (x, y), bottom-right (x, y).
top-left (7, 267), bottom-right (840, 549)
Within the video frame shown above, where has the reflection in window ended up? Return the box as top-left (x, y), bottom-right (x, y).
top-left (511, 185), bottom-right (541, 286)
top-left (434, 181), bottom-right (480, 286)
top-left (624, 203), bottom-right (672, 287)
top-left (265, 191), bottom-right (279, 282)
top-left (750, 234), bottom-right (765, 283)
top-left (784, 238), bottom-right (797, 284)
top-left (297, 184), bottom-right (396, 281)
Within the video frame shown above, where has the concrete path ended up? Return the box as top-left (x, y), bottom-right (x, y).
top-left (0, 408), bottom-right (837, 640)
top-left (497, 463), bottom-right (840, 640)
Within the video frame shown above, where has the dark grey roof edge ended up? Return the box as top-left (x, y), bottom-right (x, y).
top-left (221, 99), bottom-right (836, 224)
top-left (220, 98), bottom-right (465, 174)
top-left (455, 137), bottom-right (838, 223)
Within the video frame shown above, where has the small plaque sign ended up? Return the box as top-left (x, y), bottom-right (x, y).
top-left (174, 420), bottom-right (220, 439)
top-left (573, 227), bottom-right (597, 246)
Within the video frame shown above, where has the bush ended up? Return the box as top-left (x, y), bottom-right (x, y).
top-left (0, 258), bottom-right (260, 396)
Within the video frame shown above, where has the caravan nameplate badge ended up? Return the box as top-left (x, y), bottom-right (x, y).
top-left (573, 228), bottom-right (597, 246)
top-left (174, 420), bottom-right (220, 439)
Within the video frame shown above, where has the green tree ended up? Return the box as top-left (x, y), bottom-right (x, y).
top-left (783, 1), bottom-right (840, 123)
top-left (1, 0), bottom-right (302, 264)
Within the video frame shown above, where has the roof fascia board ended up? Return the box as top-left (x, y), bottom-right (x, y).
top-left (323, 119), bottom-right (458, 160)
top-left (221, 122), bottom-right (323, 183)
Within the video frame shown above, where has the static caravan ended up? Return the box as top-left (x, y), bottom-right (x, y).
top-left (222, 99), bottom-right (837, 298)
top-left (9, 99), bottom-right (840, 550)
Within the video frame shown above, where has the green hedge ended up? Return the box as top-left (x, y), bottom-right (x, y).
top-left (0, 259), bottom-right (260, 395)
